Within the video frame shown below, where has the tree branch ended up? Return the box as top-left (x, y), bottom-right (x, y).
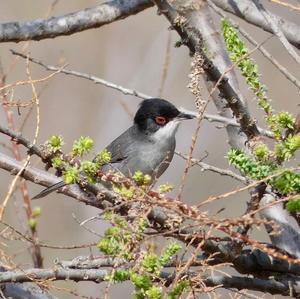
top-left (252, 0), bottom-right (300, 66)
top-left (211, 0), bottom-right (300, 49)
top-left (1, 266), bottom-right (299, 295)
top-left (0, 0), bottom-right (154, 43)
top-left (0, 152), bottom-right (115, 209)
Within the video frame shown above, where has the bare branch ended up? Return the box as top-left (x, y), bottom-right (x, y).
top-left (175, 151), bottom-right (248, 184)
top-left (253, 0), bottom-right (300, 66)
top-left (0, 125), bottom-right (46, 160)
top-left (208, 0), bottom-right (300, 92)
top-left (1, 266), bottom-right (299, 295)
top-left (0, 0), bottom-right (153, 43)
top-left (211, 0), bottom-right (300, 49)
top-left (0, 152), bottom-right (115, 209)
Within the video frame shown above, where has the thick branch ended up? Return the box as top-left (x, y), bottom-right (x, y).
top-left (0, 152), bottom-right (115, 209)
top-left (0, 266), bottom-right (299, 295)
top-left (0, 125), bottom-right (46, 160)
top-left (0, 0), bottom-right (153, 43)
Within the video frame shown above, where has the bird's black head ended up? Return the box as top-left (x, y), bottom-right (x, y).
top-left (134, 98), bottom-right (182, 132)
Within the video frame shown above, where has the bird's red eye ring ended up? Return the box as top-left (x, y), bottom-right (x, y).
top-left (155, 116), bottom-right (168, 126)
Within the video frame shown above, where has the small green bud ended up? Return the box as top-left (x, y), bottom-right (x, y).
top-left (158, 183), bottom-right (174, 194)
top-left (113, 184), bottom-right (135, 199)
top-left (28, 218), bottom-right (37, 230)
top-left (142, 253), bottom-right (159, 273)
top-left (94, 149), bottom-right (112, 166)
top-left (254, 143), bottom-right (270, 161)
top-left (130, 273), bottom-right (152, 290)
top-left (133, 171), bottom-right (151, 186)
top-left (146, 286), bottom-right (162, 299)
top-left (277, 111), bottom-right (294, 129)
top-left (72, 136), bottom-right (94, 157)
top-left (167, 280), bottom-right (189, 299)
top-left (32, 207), bottom-right (41, 218)
top-left (159, 242), bottom-right (181, 266)
top-left (63, 167), bottom-right (80, 184)
top-left (51, 157), bottom-right (63, 168)
top-left (81, 161), bottom-right (97, 183)
top-left (48, 135), bottom-right (64, 152)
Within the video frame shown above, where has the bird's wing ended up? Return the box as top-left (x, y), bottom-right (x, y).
top-left (104, 126), bottom-right (136, 164)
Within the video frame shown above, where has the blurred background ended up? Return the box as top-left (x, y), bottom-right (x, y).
top-left (0, 1), bottom-right (299, 298)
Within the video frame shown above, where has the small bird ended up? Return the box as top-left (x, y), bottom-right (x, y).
top-left (33, 98), bottom-right (196, 199)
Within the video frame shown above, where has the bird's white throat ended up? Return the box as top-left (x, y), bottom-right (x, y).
top-left (151, 120), bottom-right (180, 142)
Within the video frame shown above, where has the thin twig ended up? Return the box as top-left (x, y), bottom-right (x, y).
top-left (175, 151), bottom-right (248, 184)
top-left (10, 50), bottom-right (150, 99)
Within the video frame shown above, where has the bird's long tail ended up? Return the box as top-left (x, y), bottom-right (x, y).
top-left (32, 181), bottom-right (67, 199)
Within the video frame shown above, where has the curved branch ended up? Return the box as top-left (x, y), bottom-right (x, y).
top-left (0, 0), bottom-right (153, 43)
top-left (0, 125), bottom-right (46, 160)
top-left (0, 152), bottom-right (115, 209)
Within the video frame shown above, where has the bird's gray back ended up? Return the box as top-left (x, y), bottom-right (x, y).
top-left (102, 125), bottom-right (175, 179)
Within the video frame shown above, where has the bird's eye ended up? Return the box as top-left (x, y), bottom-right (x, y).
top-left (155, 116), bottom-right (168, 126)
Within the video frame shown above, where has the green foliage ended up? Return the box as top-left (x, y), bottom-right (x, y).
top-left (276, 111), bottom-right (294, 130)
top-left (131, 272), bottom-right (152, 290)
top-left (102, 233), bottom-right (186, 298)
top-left (222, 19), bottom-right (271, 115)
top-left (107, 269), bottom-right (131, 282)
top-left (51, 156), bottom-right (63, 168)
top-left (227, 148), bottom-right (300, 206)
top-left (63, 167), bottom-right (80, 184)
top-left (32, 207), bottom-right (41, 218)
top-left (227, 149), bottom-right (276, 180)
top-left (113, 184), bottom-right (135, 199)
top-left (158, 183), bottom-right (174, 194)
top-left (142, 253), bottom-right (160, 274)
top-left (98, 227), bottom-right (124, 256)
top-left (286, 197), bottom-right (300, 212)
top-left (145, 286), bottom-right (163, 299)
top-left (81, 160), bottom-right (97, 183)
top-left (98, 213), bottom-right (143, 259)
top-left (28, 218), bottom-right (37, 231)
top-left (94, 149), bottom-right (112, 166)
top-left (138, 217), bottom-right (148, 234)
top-left (275, 135), bottom-right (300, 162)
top-left (254, 143), bottom-right (270, 162)
top-left (167, 280), bottom-right (189, 299)
top-left (159, 242), bottom-right (182, 267)
top-left (72, 136), bottom-right (94, 157)
top-left (133, 171), bottom-right (152, 186)
top-left (271, 171), bottom-right (300, 195)
top-left (29, 206), bottom-right (42, 231)
top-left (222, 18), bottom-right (296, 140)
top-left (48, 135), bottom-right (64, 152)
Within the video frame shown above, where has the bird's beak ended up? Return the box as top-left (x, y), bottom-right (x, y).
top-left (176, 108), bottom-right (198, 120)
